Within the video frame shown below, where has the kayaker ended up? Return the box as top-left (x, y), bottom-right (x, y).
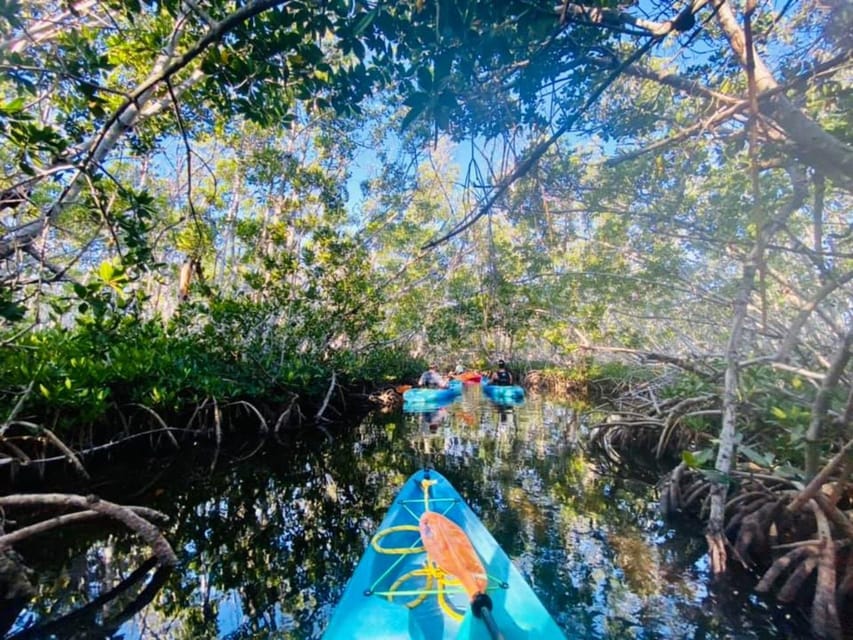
top-left (490, 359), bottom-right (513, 386)
top-left (448, 364), bottom-right (465, 378)
top-left (418, 363), bottom-right (448, 388)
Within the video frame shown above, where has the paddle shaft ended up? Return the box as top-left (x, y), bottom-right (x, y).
top-left (480, 606), bottom-right (505, 640)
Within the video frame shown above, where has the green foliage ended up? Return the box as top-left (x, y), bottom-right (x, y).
top-left (1, 96), bottom-right (68, 173)
top-left (587, 361), bottom-right (655, 385)
top-left (332, 346), bottom-right (424, 384)
top-left (733, 365), bottom-right (815, 469)
top-left (659, 373), bottom-right (713, 400)
top-left (175, 220), bottom-right (214, 257)
top-left (0, 266), bottom-right (423, 434)
top-left (0, 286), bottom-right (26, 323)
top-left (0, 317), bottom-right (420, 437)
top-left (682, 448), bottom-right (714, 469)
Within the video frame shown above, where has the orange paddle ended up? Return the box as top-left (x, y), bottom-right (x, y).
top-left (419, 511), bottom-right (504, 639)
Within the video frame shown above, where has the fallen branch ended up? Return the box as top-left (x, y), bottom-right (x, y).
top-left (0, 426), bottom-right (208, 468)
top-left (40, 428), bottom-right (89, 480)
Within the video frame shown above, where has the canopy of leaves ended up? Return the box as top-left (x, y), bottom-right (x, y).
top-left (0, 0), bottom-right (849, 493)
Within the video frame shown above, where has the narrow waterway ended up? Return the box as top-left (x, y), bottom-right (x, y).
top-left (6, 385), bottom-right (812, 639)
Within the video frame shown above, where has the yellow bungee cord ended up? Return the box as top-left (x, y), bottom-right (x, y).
top-left (367, 477), bottom-right (467, 620)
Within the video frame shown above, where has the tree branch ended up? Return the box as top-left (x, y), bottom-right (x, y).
top-left (711, 0), bottom-right (853, 190)
top-left (804, 330), bottom-right (853, 479)
top-left (424, 37), bottom-right (661, 248)
top-left (1, 0), bottom-right (100, 54)
top-left (557, 0), bottom-right (706, 36)
top-left (606, 101), bottom-right (746, 166)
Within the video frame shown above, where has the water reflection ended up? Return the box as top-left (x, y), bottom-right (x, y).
top-left (6, 389), bottom-right (812, 639)
top-left (6, 557), bottom-right (171, 639)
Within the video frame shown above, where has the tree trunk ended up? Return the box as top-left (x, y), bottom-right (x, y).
top-left (705, 167), bottom-right (807, 572)
top-left (706, 259), bottom-right (756, 573)
top-left (804, 329), bottom-right (853, 479)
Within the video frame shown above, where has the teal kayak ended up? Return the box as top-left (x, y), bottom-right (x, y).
top-left (403, 383), bottom-right (462, 410)
top-left (481, 383), bottom-right (525, 405)
top-left (323, 469), bottom-right (566, 639)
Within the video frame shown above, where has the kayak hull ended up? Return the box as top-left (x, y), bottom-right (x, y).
top-left (403, 384), bottom-right (461, 413)
top-left (323, 469), bottom-right (565, 639)
top-left (482, 383), bottom-right (525, 405)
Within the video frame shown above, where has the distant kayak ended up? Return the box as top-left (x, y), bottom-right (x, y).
top-left (403, 384), bottom-right (462, 411)
top-left (482, 383), bottom-right (525, 404)
top-left (455, 371), bottom-right (482, 384)
top-left (322, 468), bottom-right (566, 639)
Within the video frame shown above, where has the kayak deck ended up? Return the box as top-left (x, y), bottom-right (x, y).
top-left (323, 469), bottom-right (565, 639)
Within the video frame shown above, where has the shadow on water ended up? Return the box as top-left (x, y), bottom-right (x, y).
top-left (4, 386), bottom-right (815, 639)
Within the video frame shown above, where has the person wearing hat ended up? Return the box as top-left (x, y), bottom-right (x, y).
top-left (490, 359), bottom-right (513, 386)
top-left (447, 363), bottom-right (465, 379)
top-left (418, 363), bottom-right (448, 388)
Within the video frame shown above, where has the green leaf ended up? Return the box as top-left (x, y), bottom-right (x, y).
top-left (401, 92), bottom-right (429, 131)
top-left (738, 443), bottom-right (774, 468)
top-left (416, 65), bottom-right (432, 92)
top-left (770, 406), bottom-right (787, 419)
top-left (99, 261), bottom-right (115, 283)
top-left (775, 464), bottom-right (802, 480)
top-left (682, 448), bottom-right (714, 468)
top-left (700, 469), bottom-right (732, 486)
top-left (1, 96), bottom-right (26, 114)
top-left (352, 9), bottom-right (377, 36)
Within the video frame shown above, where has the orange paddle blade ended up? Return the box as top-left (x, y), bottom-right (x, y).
top-left (419, 511), bottom-right (487, 598)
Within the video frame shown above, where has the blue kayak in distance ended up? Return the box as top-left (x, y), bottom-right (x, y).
top-left (481, 382), bottom-right (525, 405)
top-left (322, 469), bottom-right (566, 640)
top-left (403, 382), bottom-right (462, 412)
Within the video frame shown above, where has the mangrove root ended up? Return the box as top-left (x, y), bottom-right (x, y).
top-left (0, 493), bottom-right (177, 567)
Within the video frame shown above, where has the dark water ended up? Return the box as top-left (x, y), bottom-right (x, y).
top-left (6, 386), bottom-right (812, 639)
